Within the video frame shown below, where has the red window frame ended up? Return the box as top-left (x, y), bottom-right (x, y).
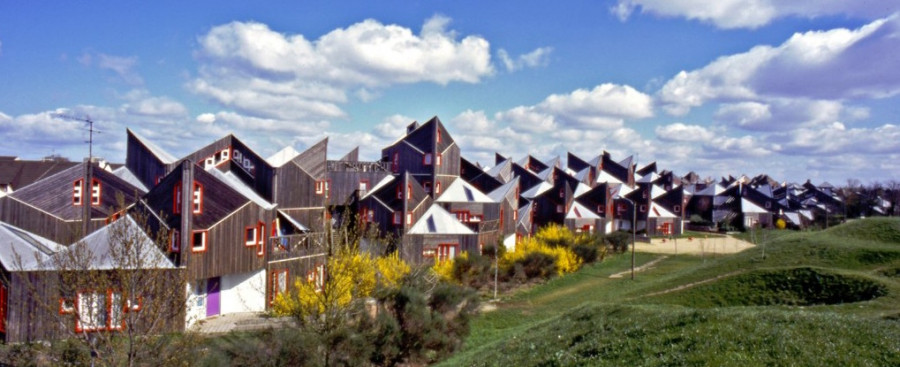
top-left (192, 182), bottom-right (203, 214)
top-left (257, 221), bottom-right (266, 257)
top-left (73, 289), bottom-right (126, 333)
top-left (358, 180), bottom-right (369, 192)
top-left (245, 226), bottom-right (258, 247)
top-left (307, 264), bottom-right (325, 293)
top-left (406, 211), bottom-right (413, 225)
top-left (73, 179), bottom-right (84, 206)
top-left (90, 178), bottom-right (101, 206)
top-left (437, 244), bottom-right (458, 262)
top-left (271, 269), bottom-right (289, 303)
top-left (454, 210), bottom-right (470, 223)
top-left (435, 181), bottom-right (442, 194)
top-left (500, 208), bottom-right (504, 228)
top-left (0, 283), bottom-right (6, 333)
top-left (436, 153), bottom-right (442, 166)
top-left (169, 229), bottom-right (180, 253)
top-left (173, 182), bottom-right (182, 214)
top-left (191, 230), bottom-right (208, 253)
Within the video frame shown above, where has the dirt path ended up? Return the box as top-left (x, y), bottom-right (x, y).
top-left (639, 270), bottom-right (747, 298)
top-left (633, 235), bottom-right (755, 255)
top-left (608, 255), bottom-right (669, 278)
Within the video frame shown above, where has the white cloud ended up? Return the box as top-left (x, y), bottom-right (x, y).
top-left (498, 47), bottom-right (553, 72)
top-left (612, 0), bottom-right (900, 29)
top-left (373, 114), bottom-right (415, 139)
top-left (655, 123), bottom-right (716, 142)
top-left (123, 96), bottom-right (188, 117)
top-left (539, 84), bottom-right (654, 127)
top-left (659, 16), bottom-right (900, 115)
top-left (196, 113), bottom-right (216, 124)
top-left (191, 16), bottom-right (494, 121)
top-left (83, 53), bottom-right (144, 85)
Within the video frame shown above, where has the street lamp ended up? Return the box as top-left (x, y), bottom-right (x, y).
top-left (618, 196), bottom-right (637, 280)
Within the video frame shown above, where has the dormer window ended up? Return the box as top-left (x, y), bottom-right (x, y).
top-left (73, 179), bottom-right (84, 206)
top-left (192, 182), bottom-right (203, 214)
top-left (91, 179), bottom-right (101, 206)
top-left (423, 153), bottom-right (433, 166)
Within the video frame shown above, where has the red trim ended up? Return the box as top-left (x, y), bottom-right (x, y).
top-left (257, 221), bottom-right (266, 257)
top-left (73, 179), bottom-right (84, 206)
top-left (245, 226), bottom-right (257, 247)
top-left (406, 211), bottom-right (413, 225)
top-left (90, 178), bottom-right (101, 206)
top-left (436, 153), bottom-right (442, 166)
top-left (435, 181), bottom-right (442, 194)
top-left (173, 182), bottom-right (182, 214)
top-left (437, 243), bottom-right (458, 262)
top-left (191, 230), bottom-right (208, 253)
top-left (192, 181), bottom-right (203, 214)
top-left (358, 180), bottom-right (369, 192)
top-left (271, 269), bottom-right (289, 303)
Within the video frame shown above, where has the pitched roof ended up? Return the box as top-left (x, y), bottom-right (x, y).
top-left (408, 204), bottom-right (475, 235)
top-left (521, 181), bottom-right (553, 199)
top-left (127, 129), bottom-right (178, 164)
top-left (206, 167), bottom-right (275, 210)
top-left (648, 202), bottom-right (678, 218)
top-left (741, 198), bottom-right (769, 214)
top-left (435, 178), bottom-right (493, 203)
top-left (266, 146), bottom-right (300, 168)
top-left (0, 221), bottom-right (63, 270)
top-left (112, 166), bottom-right (149, 193)
top-left (57, 215), bottom-right (176, 270)
top-left (487, 177), bottom-right (519, 202)
top-left (0, 159), bottom-right (79, 192)
top-left (566, 201), bottom-right (601, 219)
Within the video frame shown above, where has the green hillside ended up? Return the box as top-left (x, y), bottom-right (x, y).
top-left (442, 218), bottom-right (900, 366)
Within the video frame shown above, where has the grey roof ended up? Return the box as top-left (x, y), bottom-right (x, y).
top-left (0, 222), bottom-right (63, 270)
top-left (521, 181), bottom-right (553, 199)
top-left (408, 204), bottom-right (475, 235)
top-left (55, 215), bottom-right (176, 270)
top-left (206, 167), bottom-right (275, 210)
top-left (267, 146), bottom-right (300, 168)
top-left (436, 178), bottom-right (493, 203)
top-left (566, 202), bottom-right (601, 219)
top-left (129, 129), bottom-right (178, 164)
top-left (487, 177), bottom-right (519, 202)
top-left (112, 166), bottom-right (149, 193)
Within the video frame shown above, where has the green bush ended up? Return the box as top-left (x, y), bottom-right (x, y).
top-left (605, 231), bottom-right (631, 253)
top-left (452, 253), bottom-right (493, 288)
top-left (572, 244), bottom-right (599, 263)
top-left (515, 252), bottom-right (557, 279)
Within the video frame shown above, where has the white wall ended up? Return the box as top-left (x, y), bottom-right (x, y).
top-left (220, 269), bottom-right (267, 314)
top-left (185, 281), bottom-right (206, 328)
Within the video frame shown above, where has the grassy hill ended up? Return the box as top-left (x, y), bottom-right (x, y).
top-left (441, 218), bottom-right (900, 366)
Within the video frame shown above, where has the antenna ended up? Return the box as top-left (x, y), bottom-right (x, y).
top-left (52, 113), bottom-right (101, 160)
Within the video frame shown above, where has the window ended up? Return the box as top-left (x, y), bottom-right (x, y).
top-left (437, 244), bottom-right (457, 262)
top-left (257, 222), bottom-right (266, 257)
top-left (513, 209), bottom-right (518, 221)
top-left (272, 269), bottom-right (288, 302)
top-left (192, 230), bottom-right (207, 253)
top-left (423, 153), bottom-right (433, 166)
top-left (393, 211), bottom-right (402, 225)
top-left (423, 181), bottom-right (432, 194)
top-left (307, 264), bottom-right (325, 293)
top-left (205, 157), bottom-right (215, 168)
top-left (73, 179), bottom-right (84, 206)
top-left (765, 201), bottom-right (772, 209)
top-left (597, 204), bottom-right (605, 214)
top-left (673, 205), bottom-right (681, 213)
top-left (358, 180), bottom-right (369, 192)
top-left (315, 180), bottom-right (326, 195)
top-left (406, 211), bottom-right (413, 225)
top-left (74, 290), bottom-right (126, 332)
top-left (435, 181), bottom-right (442, 194)
top-left (192, 182), bottom-right (203, 214)
top-left (455, 211), bottom-right (470, 223)
top-left (245, 226), bottom-right (258, 246)
top-left (392, 152), bottom-right (400, 173)
top-left (436, 129), bottom-right (442, 143)
top-left (91, 179), bottom-right (101, 206)
top-left (557, 204), bottom-right (565, 213)
top-left (640, 205), bottom-right (647, 212)
top-left (407, 185), bottom-right (412, 199)
top-left (642, 191), bottom-right (648, 199)
top-left (396, 185), bottom-right (403, 199)
top-left (436, 153), bottom-right (442, 166)
top-left (169, 229), bottom-right (180, 253)
top-left (560, 188), bottom-right (565, 198)
top-left (173, 182), bottom-right (182, 214)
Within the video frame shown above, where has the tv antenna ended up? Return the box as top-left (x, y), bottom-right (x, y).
top-left (52, 113), bottom-right (101, 160)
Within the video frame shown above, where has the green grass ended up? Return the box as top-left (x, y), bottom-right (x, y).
top-left (442, 218), bottom-right (900, 366)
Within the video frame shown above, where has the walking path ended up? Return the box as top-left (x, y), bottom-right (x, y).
top-left (192, 312), bottom-right (293, 334)
top-left (608, 255), bottom-right (669, 278)
top-left (633, 235), bottom-right (755, 255)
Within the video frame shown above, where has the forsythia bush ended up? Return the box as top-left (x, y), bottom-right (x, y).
top-left (376, 251), bottom-right (411, 289)
top-left (273, 250), bottom-right (411, 318)
top-left (502, 235), bottom-right (582, 276)
top-left (535, 224), bottom-right (577, 248)
top-left (432, 252), bottom-right (464, 282)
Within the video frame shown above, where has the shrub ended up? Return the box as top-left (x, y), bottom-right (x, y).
top-left (516, 252), bottom-right (557, 279)
top-left (572, 244), bottom-right (599, 263)
top-left (605, 231), bottom-right (632, 253)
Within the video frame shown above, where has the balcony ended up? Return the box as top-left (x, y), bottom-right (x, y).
top-left (326, 160), bottom-right (390, 173)
top-left (269, 232), bottom-right (327, 262)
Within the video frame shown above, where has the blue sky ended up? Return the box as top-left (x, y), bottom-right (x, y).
top-left (2, 1), bottom-right (899, 184)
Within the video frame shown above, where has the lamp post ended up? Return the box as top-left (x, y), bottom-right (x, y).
top-left (619, 196), bottom-right (637, 280)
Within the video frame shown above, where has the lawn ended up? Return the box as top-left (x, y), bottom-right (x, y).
top-left (441, 218), bottom-right (900, 366)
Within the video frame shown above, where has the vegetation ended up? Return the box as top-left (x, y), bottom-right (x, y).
top-left (441, 218), bottom-right (900, 366)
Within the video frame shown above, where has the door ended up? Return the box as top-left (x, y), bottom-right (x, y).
top-left (206, 277), bottom-right (220, 317)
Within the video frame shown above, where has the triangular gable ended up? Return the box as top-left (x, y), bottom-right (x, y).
top-left (267, 146), bottom-right (300, 168)
top-left (435, 178), bottom-right (494, 203)
top-left (741, 198), bottom-right (769, 214)
top-left (566, 201), bottom-right (601, 219)
top-left (408, 204), bottom-right (475, 235)
top-left (58, 215), bottom-right (176, 270)
top-left (651, 185), bottom-right (667, 199)
top-left (0, 221), bottom-right (63, 270)
top-left (487, 177), bottom-right (519, 202)
top-left (648, 202), bottom-right (677, 218)
top-left (521, 181), bottom-right (553, 199)
top-left (573, 182), bottom-right (592, 198)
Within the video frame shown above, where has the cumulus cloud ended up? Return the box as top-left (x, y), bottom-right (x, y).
top-left (612, 0), bottom-right (900, 29)
top-left (539, 83), bottom-right (654, 126)
top-left (498, 47), bottom-right (553, 72)
top-left (196, 113), bottom-right (216, 124)
top-left (190, 16), bottom-right (494, 121)
top-left (655, 123), bottom-right (716, 142)
top-left (659, 16), bottom-right (900, 115)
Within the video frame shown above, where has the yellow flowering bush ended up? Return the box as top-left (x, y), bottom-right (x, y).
top-left (376, 251), bottom-right (411, 289)
top-left (502, 234), bottom-right (582, 276)
top-left (431, 251), bottom-right (464, 283)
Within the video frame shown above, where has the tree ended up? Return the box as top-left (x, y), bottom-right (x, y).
top-left (4, 197), bottom-right (195, 367)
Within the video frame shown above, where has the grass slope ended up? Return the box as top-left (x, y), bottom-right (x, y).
top-left (443, 218), bottom-right (900, 366)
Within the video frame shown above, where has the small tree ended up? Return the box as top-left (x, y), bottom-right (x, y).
top-left (5, 196), bottom-right (195, 367)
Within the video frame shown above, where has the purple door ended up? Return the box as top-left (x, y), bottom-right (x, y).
top-left (206, 277), bottom-right (220, 317)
